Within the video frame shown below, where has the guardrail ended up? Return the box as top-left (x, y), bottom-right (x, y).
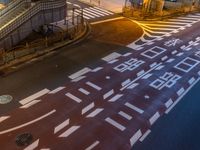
top-left (0, 0), bottom-right (66, 41)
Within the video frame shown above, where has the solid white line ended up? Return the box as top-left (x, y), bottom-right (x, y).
top-left (65, 93), bottom-right (82, 103)
top-left (105, 117), bottom-right (126, 131)
top-left (91, 17), bottom-right (124, 25)
top-left (108, 94), bottom-right (123, 102)
top-left (20, 100), bottom-right (41, 109)
top-left (49, 87), bottom-right (65, 94)
top-left (125, 102), bottom-right (144, 114)
top-left (86, 108), bottom-right (104, 118)
top-left (103, 89), bottom-right (114, 99)
top-left (19, 89), bottom-right (50, 105)
top-left (130, 129), bottom-right (142, 146)
top-left (68, 67), bottom-right (91, 79)
top-left (0, 110), bottom-right (56, 134)
top-left (86, 82), bottom-right (102, 91)
top-left (85, 141), bottom-right (100, 150)
top-left (139, 130), bottom-right (151, 142)
top-left (24, 139), bottom-right (39, 150)
top-left (0, 116), bottom-right (10, 123)
top-left (79, 88), bottom-right (90, 95)
top-left (165, 77), bottom-right (200, 114)
top-left (82, 102), bottom-right (95, 115)
top-left (59, 126), bottom-right (80, 138)
top-left (149, 112), bottom-right (160, 125)
top-left (54, 119), bottom-right (70, 134)
top-left (118, 111), bottom-right (132, 120)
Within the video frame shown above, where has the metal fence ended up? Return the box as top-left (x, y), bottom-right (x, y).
top-left (0, 5), bottom-right (85, 66)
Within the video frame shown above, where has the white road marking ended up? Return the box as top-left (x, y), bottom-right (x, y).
top-left (54, 119), bottom-right (70, 134)
top-left (19, 89), bottom-right (50, 105)
top-left (59, 126), bottom-right (80, 138)
top-left (69, 67), bottom-right (91, 80)
top-left (20, 100), bottom-right (41, 109)
top-left (85, 141), bottom-right (100, 150)
top-left (149, 112), bottom-right (160, 125)
top-left (84, 8), bottom-right (105, 16)
top-left (188, 77), bottom-right (195, 85)
top-left (121, 63), bottom-right (162, 90)
top-left (118, 111), bottom-right (132, 120)
top-left (0, 116), bottom-right (10, 123)
top-left (79, 88), bottom-right (90, 95)
top-left (130, 129), bottom-right (142, 146)
top-left (102, 52), bottom-right (121, 62)
top-left (86, 82), bottom-right (102, 91)
top-left (65, 93), bottom-right (82, 103)
top-left (108, 94), bottom-right (123, 102)
top-left (87, 7), bottom-right (110, 15)
top-left (165, 99), bottom-right (173, 108)
top-left (105, 117), bottom-right (126, 131)
top-left (0, 110), bottom-right (56, 134)
top-left (177, 88), bottom-right (185, 96)
top-left (161, 56), bottom-right (168, 61)
top-left (142, 73), bottom-right (152, 79)
top-left (24, 139), bottom-right (39, 150)
top-left (103, 89), bottom-right (114, 99)
top-left (165, 77), bottom-right (200, 114)
top-left (49, 87), bottom-right (65, 94)
top-left (72, 76), bottom-right (86, 82)
top-left (92, 67), bottom-right (103, 72)
top-left (139, 130), bottom-right (151, 142)
top-left (86, 108), bottom-right (104, 118)
top-left (82, 102), bottom-right (95, 115)
top-left (93, 7), bottom-right (114, 15)
top-left (125, 102), bottom-right (144, 114)
top-left (127, 83), bottom-right (139, 89)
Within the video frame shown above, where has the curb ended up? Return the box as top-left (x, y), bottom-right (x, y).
top-left (0, 21), bottom-right (91, 76)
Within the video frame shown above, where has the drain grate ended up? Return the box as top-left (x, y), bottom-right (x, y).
top-left (0, 95), bottom-right (13, 104)
top-left (15, 133), bottom-right (33, 147)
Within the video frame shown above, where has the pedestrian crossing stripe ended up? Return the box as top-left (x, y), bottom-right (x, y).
top-left (74, 7), bottom-right (114, 20)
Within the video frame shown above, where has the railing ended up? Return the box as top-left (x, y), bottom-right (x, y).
top-left (0, 0), bottom-right (66, 41)
top-left (0, 0), bottom-right (25, 17)
top-left (0, 7), bottom-right (85, 66)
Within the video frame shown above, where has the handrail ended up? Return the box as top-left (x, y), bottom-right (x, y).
top-left (0, 0), bottom-right (25, 17)
top-left (0, 0), bottom-right (66, 40)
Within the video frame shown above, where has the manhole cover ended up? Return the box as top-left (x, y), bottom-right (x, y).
top-left (0, 95), bottom-right (13, 104)
top-left (15, 133), bottom-right (33, 147)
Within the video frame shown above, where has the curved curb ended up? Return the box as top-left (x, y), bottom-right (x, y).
top-left (0, 21), bottom-right (91, 76)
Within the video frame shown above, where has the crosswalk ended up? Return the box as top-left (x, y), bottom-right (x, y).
top-left (67, 2), bottom-right (115, 20)
top-left (129, 13), bottom-right (200, 49)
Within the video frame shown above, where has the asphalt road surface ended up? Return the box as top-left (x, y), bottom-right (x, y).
top-left (1, 7), bottom-right (200, 150)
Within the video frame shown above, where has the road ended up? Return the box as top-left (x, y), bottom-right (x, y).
top-left (1, 2), bottom-right (200, 150)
